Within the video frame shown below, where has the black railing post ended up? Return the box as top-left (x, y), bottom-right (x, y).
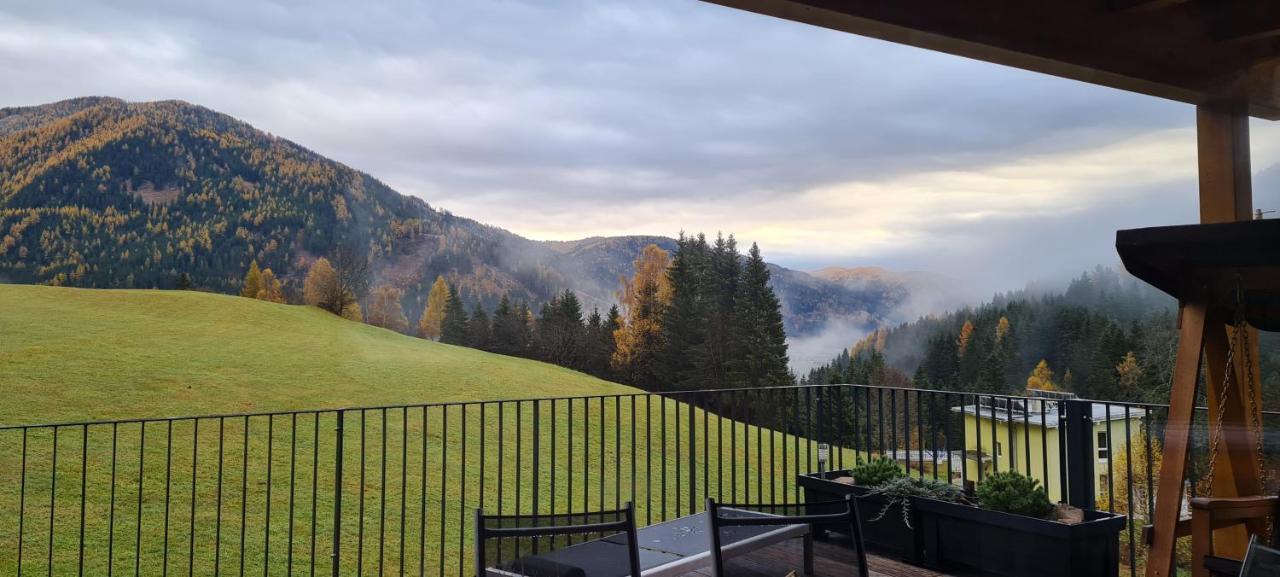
top-left (687, 396), bottom-right (696, 515)
top-left (532, 400), bottom-right (540, 516)
top-left (332, 410), bottom-right (344, 577)
top-left (1063, 399), bottom-right (1096, 510)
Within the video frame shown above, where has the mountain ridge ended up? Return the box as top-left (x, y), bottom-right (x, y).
top-left (0, 97), bottom-right (940, 336)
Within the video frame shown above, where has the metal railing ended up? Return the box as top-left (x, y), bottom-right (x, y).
top-left (0, 384), bottom-right (1274, 577)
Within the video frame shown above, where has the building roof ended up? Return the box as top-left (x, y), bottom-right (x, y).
top-left (951, 400), bottom-right (1147, 428)
top-left (702, 1), bottom-right (1280, 119)
top-left (882, 449), bottom-right (987, 465)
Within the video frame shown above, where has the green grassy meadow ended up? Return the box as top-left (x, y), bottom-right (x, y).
top-left (0, 285), bottom-right (853, 576)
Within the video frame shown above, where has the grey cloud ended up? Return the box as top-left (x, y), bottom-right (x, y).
top-left (1, 0), bottom-right (1261, 298)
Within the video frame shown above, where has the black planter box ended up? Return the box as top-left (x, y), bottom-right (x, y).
top-left (797, 470), bottom-right (920, 563)
top-left (916, 497), bottom-right (1125, 577)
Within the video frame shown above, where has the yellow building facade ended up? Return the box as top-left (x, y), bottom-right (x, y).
top-left (953, 395), bottom-right (1146, 503)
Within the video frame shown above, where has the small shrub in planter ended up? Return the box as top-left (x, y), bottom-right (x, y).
top-left (975, 471), bottom-right (1054, 519)
top-left (850, 457), bottom-right (903, 487)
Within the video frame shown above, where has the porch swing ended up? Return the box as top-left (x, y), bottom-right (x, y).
top-left (1119, 218), bottom-right (1280, 577)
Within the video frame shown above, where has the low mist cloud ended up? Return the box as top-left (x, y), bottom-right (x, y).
top-left (787, 318), bottom-right (870, 374)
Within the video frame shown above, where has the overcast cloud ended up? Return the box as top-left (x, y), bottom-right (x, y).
top-left (3, 0), bottom-right (1279, 297)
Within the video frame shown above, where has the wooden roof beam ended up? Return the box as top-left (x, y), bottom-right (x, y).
top-left (701, 0), bottom-right (1280, 119)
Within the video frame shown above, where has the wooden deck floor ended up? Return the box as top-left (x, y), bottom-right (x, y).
top-left (684, 536), bottom-right (954, 577)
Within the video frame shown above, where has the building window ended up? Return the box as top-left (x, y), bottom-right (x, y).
top-left (996, 441), bottom-right (1003, 457)
top-left (1097, 431), bottom-right (1109, 462)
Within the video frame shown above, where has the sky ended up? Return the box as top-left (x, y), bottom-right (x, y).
top-left (3, 0), bottom-right (1279, 297)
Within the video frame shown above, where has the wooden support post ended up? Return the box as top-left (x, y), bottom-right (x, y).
top-left (1147, 104), bottom-right (1261, 577)
top-left (1147, 302), bottom-right (1207, 577)
top-left (1195, 105), bottom-right (1252, 225)
top-left (1197, 104), bottom-right (1262, 560)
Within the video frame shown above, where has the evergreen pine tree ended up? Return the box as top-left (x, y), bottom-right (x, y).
top-left (538, 290), bottom-right (585, 369)
top-left (699, 234), bottom-right (741, 388)
top-left (584, 308), bottom-right (611, 378)
top-left (468, 302), bottom-right (491, 350)
top-left (515, 302), bottom-right (534, 356)
top-left (659, 233), bottom-right (710, 389)
top-left (490, 294), bottom-right (521, 356)
top-left (727, 243), bottom-right (791, 388)
top-left (439, 284), bottom-right (470, 345)
top-left (602, 305), bottom-right (622, 377)
top-left (532, 301), bottom-right (552, 360)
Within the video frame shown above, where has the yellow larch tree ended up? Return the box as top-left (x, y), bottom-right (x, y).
top-left (367, 285), bottom-right (408, 332)
top-left (418, 276), bottom-right (449, 340)
top-left (1026, 359), bottom-right (1057, 391)
top-left (995, 316), bottom-right (1011, 344)
top-left (956, 320), bottom-right (975, 357)
top-left (304, 257), bottom-right (353, 316)
top-left (241, 260), bottom-right (262, 298)
top-left (257, 268), bottom-right (285, 303)
top-left (611, 244), bottom-right (672, 387)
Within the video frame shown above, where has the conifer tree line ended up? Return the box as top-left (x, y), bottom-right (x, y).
top-left (427, 283), bottom-right (621, 382)
top-left (424, 233), bottom-right (793, 390)
top-left (800, 267), bottom-right (1280, 408)
top-left (250, 232), bottom-right (796, 390)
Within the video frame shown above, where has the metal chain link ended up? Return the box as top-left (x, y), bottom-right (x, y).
top-left (1204, 340), bottom-right (1235, 492)
top-left (1203, 279), bottom-right (1270, 540)
top-left (1202, 279), bottom-right (1266, 492)
top-left (1233, 281), bottom-right (1272, 543)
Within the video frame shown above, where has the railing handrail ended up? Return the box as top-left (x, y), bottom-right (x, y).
top-left (5, 381), bottom-right (1277, 431)
top-left (0, 384), bottom-right (847, 430)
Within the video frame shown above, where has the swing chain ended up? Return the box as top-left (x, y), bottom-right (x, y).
top-left (1203, 278), bottom-right (1270, 543)
top-left (1202, 279), bottom-right (1266, 493)
top-left (1236, 283), bottom-right (1266, 488)
top-left (1204, 337), bottom-right (1235, 490)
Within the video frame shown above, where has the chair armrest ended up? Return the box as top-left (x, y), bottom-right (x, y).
top-left (1190, 496), bottom-right (1279, 512)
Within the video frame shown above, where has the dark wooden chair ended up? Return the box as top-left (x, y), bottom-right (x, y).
top-left (1239, 534), bottom-right (1280, 576)
top-left (473, 503), bottom-right (642, 577)
top-left (1145, 495), bottom-right (1280, 577)
top-left (706, 496), bottom-right (869, 577)
top-left (1191, 496), bottom-right (1280, 577)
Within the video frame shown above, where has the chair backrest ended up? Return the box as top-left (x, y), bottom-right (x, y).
top-left (705, 496), bottom-right (868, 577)
top-left (1240, 535), bottom-right (1280, 577)
top-left (473, 502), bottom-right (642, 577)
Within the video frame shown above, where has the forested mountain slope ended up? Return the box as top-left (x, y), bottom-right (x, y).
top-left (803, 267), bottom-right (1280, 406)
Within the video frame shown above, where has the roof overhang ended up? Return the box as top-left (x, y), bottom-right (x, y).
top-left (700, 0), bottom-right (1280, 120)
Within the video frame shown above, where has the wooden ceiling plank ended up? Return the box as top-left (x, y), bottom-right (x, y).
top-left (1107, 0), bottom-right (1189, 14)
top-left (1208, 3), bottom-right (1280, 44)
